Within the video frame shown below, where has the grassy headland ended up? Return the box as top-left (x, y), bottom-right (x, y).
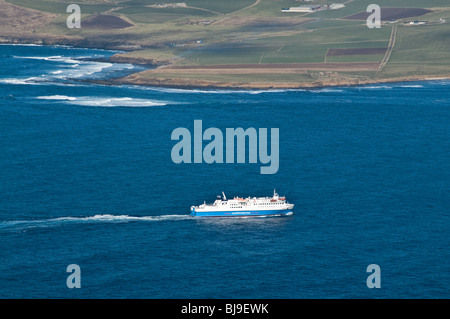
top-left (2, 0), bottom-right (450, 88)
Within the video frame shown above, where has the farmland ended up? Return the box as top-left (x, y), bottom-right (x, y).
top-left (344, 8), bottom-right (432, 21)
top-left (2, 0), bottom-right (450, 88)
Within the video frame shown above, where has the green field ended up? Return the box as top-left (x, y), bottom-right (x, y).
top-left (6, 0), bottom-right (115, 14)
top-left (5, 0), bottom-right (450, 86)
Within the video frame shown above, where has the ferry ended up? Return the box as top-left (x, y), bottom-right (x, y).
top-left (190, 190), bottom-right (294, 217)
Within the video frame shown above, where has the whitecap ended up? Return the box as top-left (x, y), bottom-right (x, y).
top-left (61, 61), bottom-right (114, 79)
top-left (0, 78), bottom-right (30, 85)
top-left (37, 95), bottom-right (77, 101)
top-left (397, 84), bottom-right (424, 88)
top-left (15, 55), bottom-right (62, 61)
top-left (12, 55), bottom-right (113, 78)
top-left (311, 88), bottom-right (344, 93)
top-left (138, 86), bottom-right (294, 94)
top-left (0, 43), bottom-right (43, 47)
top-left (81, 62), bottom-right (114, 76)
top-left (66, 96), bottom-right (168, 107)
top-left (358, 85), bottom-right (393, 90)
top-left (0, 77), bottom-right (42, 85)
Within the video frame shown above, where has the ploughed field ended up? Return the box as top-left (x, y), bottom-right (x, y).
top-left (3, 0), bottom-right (450, 86)
top-left (327, 48), bottom-right (387, 56)
top-left (81, 15), bottom-right (134, 30)
top-left (344, 8), bottom-right (433, 21)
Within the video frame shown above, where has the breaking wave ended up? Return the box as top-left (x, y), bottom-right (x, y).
top-left (0, 43), bottom-right (43, 47)
top-left (67, 96), bottom-right (169, 107)
top-left (1, 54), bottom-right (132, 85)
top-left (357, 83), bottom-right (428, 90)
top-left (139, 86), bottom-right (295, 94)
top-left (0, 77), bottom-right (42, 85)
top-left (398, 84), bottom-right (424, 88)
top-left (15, 55), bottom-right (80, 64)
top-left (35, 95), bottom-right (171, 107)
top-left (37, 95), bottom-right (77, 101)
top-left (310, 88), bottom-right (344, 93)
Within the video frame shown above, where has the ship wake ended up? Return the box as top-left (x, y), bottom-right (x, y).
top-left (0, 214), bottom-right (192, 231)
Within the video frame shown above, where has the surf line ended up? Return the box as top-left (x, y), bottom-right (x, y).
top-left (171, 120), bottom-right (279, 174)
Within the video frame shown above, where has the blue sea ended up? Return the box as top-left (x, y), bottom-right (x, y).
top-left (0, 44), bottom-right (449, 298)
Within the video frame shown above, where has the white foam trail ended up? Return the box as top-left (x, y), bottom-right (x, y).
top-left (0, 214), bottom-right (192, 230)
top-left (55, 214), bottom-right (192, 222)
top-left (37, 95), bottom-right (77, 101)
top-left (66, 96), bottom-right (168, 107)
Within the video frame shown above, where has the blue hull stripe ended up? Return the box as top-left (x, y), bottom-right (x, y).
top-left (191, 209), bottom-right (293, 217)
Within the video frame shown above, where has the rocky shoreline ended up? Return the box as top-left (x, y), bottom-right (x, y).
top-left (1, 39), bottom-right (449, 90)
top-left (105, 73), bottom-right (450, 90)
top-left (109, 54), bottom-right (172, 66)
top-left (0, 38), bottom-right (173, 67)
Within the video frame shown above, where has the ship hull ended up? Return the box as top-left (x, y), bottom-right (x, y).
top-left (190, 208), bottom-right (293, 218)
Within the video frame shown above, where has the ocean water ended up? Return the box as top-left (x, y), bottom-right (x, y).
top-left (0, 44), bottom-right (449, 298)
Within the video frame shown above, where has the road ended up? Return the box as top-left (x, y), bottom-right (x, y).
top-left (378, 24), bottom-right (398, 72)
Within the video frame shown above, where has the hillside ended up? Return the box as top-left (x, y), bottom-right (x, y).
top-left (2, 0), bottom-right (450, 88)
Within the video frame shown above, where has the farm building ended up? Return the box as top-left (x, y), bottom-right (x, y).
top-left (409, 20), bottom-right (427, 25)
top-left (329, 3), bottom-right (345, 10)
top-left (281, 5), bottom-right (321, 13)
